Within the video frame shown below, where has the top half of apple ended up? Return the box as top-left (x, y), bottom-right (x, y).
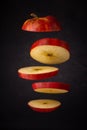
top-left (22, 13), bottom-right (62, 32)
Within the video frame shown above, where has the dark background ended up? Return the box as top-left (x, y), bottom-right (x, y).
top-left (1, 0), bottom-right (87, 129)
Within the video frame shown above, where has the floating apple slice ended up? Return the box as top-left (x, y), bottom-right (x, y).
top-left (30, 38), bottom-right (70, 64)
top-left (28, 99), bottom-right (61, 112)
top-left (32, 82), bottom-right (70, 94)
top-left (22, 13), bottom-right (62, 32)
top-left (18, 66), bottom-right (59, 80)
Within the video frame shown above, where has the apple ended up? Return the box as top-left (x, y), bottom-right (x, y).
top-left (28, 99), bottom-right (61, 112)
top-left (18, 66), bottom-right (59, 80)
top-left (22, 13), bottom-right (62, 32)
top-left (30, 38), bottom-right (70, 64)
top-left (32, 82), bottom-right (70, 94)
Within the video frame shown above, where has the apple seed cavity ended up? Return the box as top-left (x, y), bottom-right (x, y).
top-left (43, 102), bottom-right (47, 104)
top-left (47, 53), bottom-right (53, 56)
top-left (34, 68), bottom-right (41, 71)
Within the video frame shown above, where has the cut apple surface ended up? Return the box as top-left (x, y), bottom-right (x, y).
top-left (30, 38), bottom-right (70, 64)
top-left (28, 99), bottom-right (61, 112)
top-left (22, 13), bottom-right (62, 32)
top-left (18, 66), bottom-right (59, 80)
top-left (32, 82), bottom-right (70, 94)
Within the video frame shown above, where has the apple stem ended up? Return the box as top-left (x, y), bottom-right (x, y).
top-left (30, 13), bottom-right (38, 18)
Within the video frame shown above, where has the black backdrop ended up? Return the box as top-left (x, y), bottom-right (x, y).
top-left (1, 0), bottom-right (87, 129)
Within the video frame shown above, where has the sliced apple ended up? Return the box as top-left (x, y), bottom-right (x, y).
top-left (32, 82), bottom-right (70, 94)
top-left (28, 99), bottom-right (61, 112)
top-left (30, 38), bottom-right (70, 64)
top-left (22, 13), bottom-right (62, 32)
top-left (18, 66), bottom-right (59, 80)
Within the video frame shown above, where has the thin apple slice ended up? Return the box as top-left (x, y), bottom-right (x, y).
top-left (28, 99), bottom-right (61, 112)
top-left (32, 82), bottom-right (70, 94)
top-left (30, 38), bottom-right (70, 64)
top-left (18, 66), bottom-right (59, 80)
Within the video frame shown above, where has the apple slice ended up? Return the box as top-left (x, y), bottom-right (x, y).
top-left (22, 13), bottom-right (62, 32)
top-left (30, 38), bottom-right (70, 64)
top-left (32, 82), bottom-right (70, 94)
top-left (18, 66), bottom-right (59, 80)
top-left (28, 99), bottom-right (61, 112)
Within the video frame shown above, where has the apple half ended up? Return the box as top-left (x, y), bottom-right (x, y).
top-left (30, 38), bottom-right (70, 64)
top-left (32, 82), bottom-right (70, 94)
top-left (28, 99), bottom-right (61, 112)
top-left (18, 66), bottom-right (59, 80)
top-left (22, 13), bottom-right (62, 32)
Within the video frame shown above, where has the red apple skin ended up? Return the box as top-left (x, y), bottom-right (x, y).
top-left (32, 82), bottom-right (70, 91)
top-left (22, 15), bottom-right (62, 32)
top-left (28, 105), bottom-right (61, 112)
top-left (30, 38), bottom-right (70, 52)
top-left (18, 70), bottom-right (58, 80)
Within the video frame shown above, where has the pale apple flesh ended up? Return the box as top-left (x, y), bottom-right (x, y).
top-left (28, 99), bottom-right (61, 112)
top-left (30, 38), bottom-right (70, 64)
top-left (34, 88), bottom-right (68, 93)
top-left (22, 15), bottom-right (62, 32)
top-left (32, 82), bottom-right (70, 94)
top-left (18, 66), bottom-right (59, 80)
